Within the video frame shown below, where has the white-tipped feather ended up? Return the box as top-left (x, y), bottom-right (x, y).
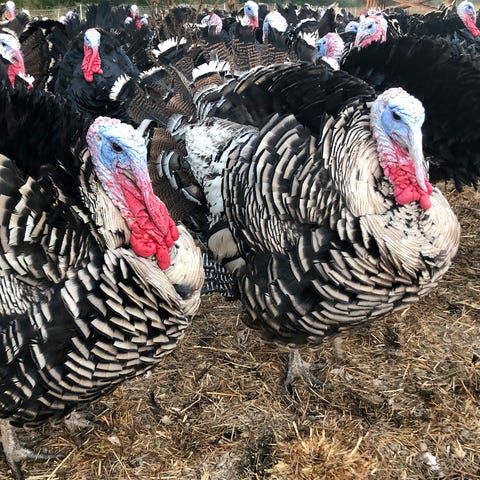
top-left (17, 72), bottom-right (35, 86)
top-left (192, 61), bottom-right (231, 81)
top-left (164, 225), bottom-right (203, 317)
top-left (109, 74), bottom-right (131, 101)
top-left (0, 29), bottom-right (19, 45)
top-left (236, 14), bottom-right (251, 27)
top-left (138, 66), bottom-right (166, 81)
top-left (181, 187), bottom-right (203, 205)
top-left (156, 37), bottom-right (187, 55)
top-left (297, 17), bottom-right (317, 27)
top-left (298, 31), bottom-right (318, 46)
top-left (263, 10), bottom-right (288, 39)
top-left (136, 119), bottom-right (152, 139)
top-left (159, 152), bottom-right (177, 184)
top-left (166, 113), bottom-right (184, 133)
top-left (321, 56), bottom-right (340, 70)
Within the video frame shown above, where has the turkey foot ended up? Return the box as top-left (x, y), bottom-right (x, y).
top-left (284, 349), bottom-right (326, 387)
top-left (0, 419), bottom-right (61, 480)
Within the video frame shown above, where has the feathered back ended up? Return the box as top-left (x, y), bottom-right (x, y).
top-left (317, 5), bottom-right (337, 37)
top-left (0, 10), bottom-right (29, 36)
top-left (85, 0), bottom-right (115, 30)
top-left (19, 19), bottom-right (62, 90)
top-left (0, 84), bottom-right (88, 178)
top-left (209, 62), bottom-right (375, 134)
top-left (157, 6), bottom-right (199, 41)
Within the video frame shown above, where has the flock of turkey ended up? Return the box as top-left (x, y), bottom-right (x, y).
top-left (0, 0), bottom-right (477, 477)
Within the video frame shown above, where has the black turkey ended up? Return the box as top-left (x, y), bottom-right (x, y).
top-left (406, 0), bottom-right (480, 40)
top-left (83, 0), bottom-right (156, 71)
top-left (0, 84), bottom-right (203, 479)
top-left (17, 18), bottom-right (59, 90)
top-left (54, 27), bottom-right (139, 119)
top-left (157, 62), bottom-right (460, 385)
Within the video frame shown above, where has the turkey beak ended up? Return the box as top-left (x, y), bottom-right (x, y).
top-left (354, 32), bottom-right (365, 47)
top-left (408, 127), bottom-right (428, 193)
top-left (129, 153), bottom-right (173, 238)
top-left (127, 144), bottom-right (159, 211)
top-left (87, 45), bottom-right (100, 70)
top-left (131, 159), bottom-right (154, 198)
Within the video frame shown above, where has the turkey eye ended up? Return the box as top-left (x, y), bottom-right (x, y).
top-left (392, 112), bottom-right (401, 121)
top-left (112, 142), bottom-right (123, 152)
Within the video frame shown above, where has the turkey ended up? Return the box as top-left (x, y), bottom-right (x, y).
top-left (83, 0), bottom-right (156, 71)
top-left (406, 0), bottom-right (480, 39)
top-left (54, 27), bottom-right (140, 119)
top-left (156, 62), bottom-right (460, 385)
top-left (2, 1), bottom-right (16, 21)
top-left (0, 84), bottom-right (203, 479)
top-left (243, 0), bottom-right (260, 30)
top-left (0, 28), bottom-right (33, 88)
top-left (262, 9), bottom-right (288, 43)
top-left (341, 13), bottom-right (480, 189)
top-left (315, 32), bottom-right (345, 69)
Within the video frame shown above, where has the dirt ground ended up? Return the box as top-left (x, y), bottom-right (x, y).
top-left (0, 184), bottom-right (478, 480)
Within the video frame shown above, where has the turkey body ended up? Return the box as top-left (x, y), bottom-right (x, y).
top-left (161, 63), bottom-right (460, 350)
top-left (0, 85), bottom-right (203, 429)
top-left (222, 104), bottom-right (458, 347)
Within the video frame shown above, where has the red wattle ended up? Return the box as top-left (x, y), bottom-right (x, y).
top-left (119, 174), bottom-right (179, 269)
top-left (82, 45), bottom-right (103, 82)
top-left (7, 57), bottom-right (31, 89)
top-left (464, 15), bottom-right (480, 36)
top-left (7, 63), bottom-right (20, 87)
top-left (385, 162), bottom-right (433, 210)
top-left (130, 227), bottom-right (157, 257)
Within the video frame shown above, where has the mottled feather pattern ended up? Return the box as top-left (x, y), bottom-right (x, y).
top-left (231, 36), bottom-right (262, 74)
top-left (18, 24), bottom-right (52, 90)
top-left (0, 86), bottom-right (203, 427)
top-left (223, 107), bottom-right (459, 346)
top-left (175, 63), bottom-right (460, 348)
top-left (0, 247), bottom-right (192, 426)
top-left (0, 159), bottom-right (92, 284)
